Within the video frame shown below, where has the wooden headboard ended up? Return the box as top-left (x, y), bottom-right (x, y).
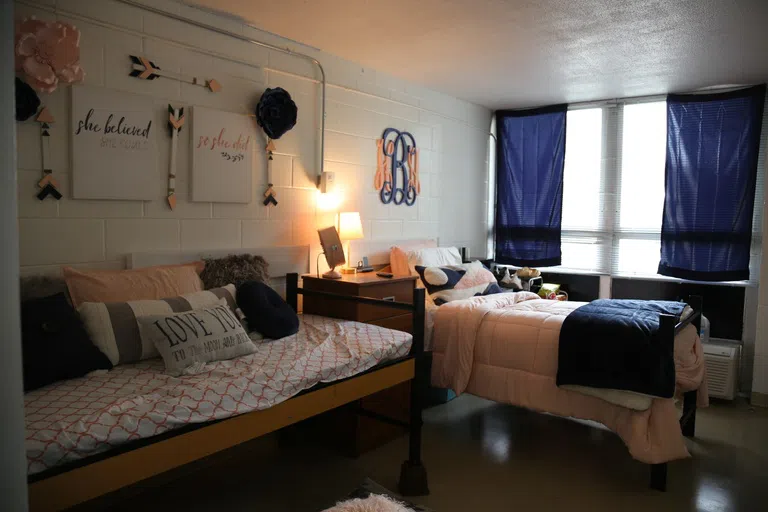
top-left (128, 246), bottom-right (310, 295)
top-left (347, 239), bottom-right (438, 267)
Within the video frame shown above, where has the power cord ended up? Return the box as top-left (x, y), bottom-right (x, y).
top-left (316, 251), bottom-right (325, 278)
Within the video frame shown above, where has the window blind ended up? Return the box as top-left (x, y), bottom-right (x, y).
top-left (505, 90), bottom-right (767, 283)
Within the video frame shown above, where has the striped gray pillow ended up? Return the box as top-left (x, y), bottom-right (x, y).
top-left (77, 285), bottom-right (237, 366)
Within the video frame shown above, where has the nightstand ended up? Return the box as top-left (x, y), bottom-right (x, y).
top-left (301, 273), bottom-right (417, 333)
top-left (300, 272), bottom-right (417, 456)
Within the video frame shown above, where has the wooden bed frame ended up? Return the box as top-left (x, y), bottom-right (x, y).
top-left (27, 273), bottom-right (430, 511)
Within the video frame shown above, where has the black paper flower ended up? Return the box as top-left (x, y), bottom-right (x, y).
top-left (255, 87), bottom-right (297, 139)
top-left (15, 77), bottom-right (40, 121)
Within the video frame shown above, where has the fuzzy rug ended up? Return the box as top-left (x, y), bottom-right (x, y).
top-left (322, 494), bottom-right (415, 512)
top-left (321, 479), bottom-right (432, 512)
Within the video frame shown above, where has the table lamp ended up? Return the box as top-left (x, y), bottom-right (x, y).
top-left (338, 211), bottom-right (364, 274)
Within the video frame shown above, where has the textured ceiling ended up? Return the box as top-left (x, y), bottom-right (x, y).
top-left (189, 0), bottom-right (768, 109)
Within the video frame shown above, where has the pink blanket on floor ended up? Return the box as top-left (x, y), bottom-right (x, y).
top-left (431, 293), bottom-right (708, 464)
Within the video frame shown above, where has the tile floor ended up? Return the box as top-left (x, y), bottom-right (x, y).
top-left (76, 395), bottom-right (768, 512)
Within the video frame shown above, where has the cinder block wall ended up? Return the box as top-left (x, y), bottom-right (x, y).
top-left (15, 0), bottom-right (492, 277)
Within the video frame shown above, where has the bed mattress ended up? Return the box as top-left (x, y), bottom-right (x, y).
top-left (430, 293), bottom-right (708, 464)
top-left (25, 315), bottom-right (412, 476)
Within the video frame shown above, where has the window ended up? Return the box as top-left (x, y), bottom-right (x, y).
top-left (557, 108), bottom-right (610, 272)
top-left (613, 101), bottom-right (667, 276)
top-left (514, 95), bottom-right (766, 282)
top-left (562, 109), bottom-right (602, 232)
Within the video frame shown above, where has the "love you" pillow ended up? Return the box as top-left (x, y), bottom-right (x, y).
top-left (137, 298), bottom-right (256, 373)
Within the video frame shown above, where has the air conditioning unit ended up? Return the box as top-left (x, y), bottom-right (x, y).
top-left (702, 341), bottom-right (739, 400)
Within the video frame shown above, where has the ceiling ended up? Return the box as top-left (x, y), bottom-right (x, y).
top-left (189, 0), bottom-right (768, 110)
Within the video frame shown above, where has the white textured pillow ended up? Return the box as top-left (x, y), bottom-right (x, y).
top-left (137, 298), bottom-right (256, 373)
top-left (407, 247), bottom-right (462, 276)
top-left (78, 284), bottom-right (237, 366)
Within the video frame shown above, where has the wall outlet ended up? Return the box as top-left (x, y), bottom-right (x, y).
top-left (318, 171), bottom-right (336, 193)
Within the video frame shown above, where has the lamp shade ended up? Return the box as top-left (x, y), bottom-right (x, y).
top-left (338, 212), bottom-right (364, 240)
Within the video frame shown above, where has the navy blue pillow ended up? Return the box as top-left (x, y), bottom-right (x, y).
top-left (236, 280), bottom-right (299, 339)
top-left (414, 265), bottom-right (465, 295)
top-left (21, 293), bottom-right (112, 392)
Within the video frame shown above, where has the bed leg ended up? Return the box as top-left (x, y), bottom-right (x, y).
top-left (286, 273), bottom-right (298, 312)
top-left (399, 288), bottom-right (429, 497)
top-left (681, 389), bottom-right (697, 438)
top-left (650, 463), bottom-right (667, 492)
top-left (398, 377), bottom-right (429, 496)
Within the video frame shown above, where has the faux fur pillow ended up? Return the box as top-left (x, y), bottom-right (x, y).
top-left (200, 254), bottom-right (269, 290)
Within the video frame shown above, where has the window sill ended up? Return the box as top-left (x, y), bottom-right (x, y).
top-left (493, 264), bottom-right (756, 287)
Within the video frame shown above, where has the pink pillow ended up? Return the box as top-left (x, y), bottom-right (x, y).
top-left (389, 240), bottom-right (439, 276)
top-left (63, 262), bottom-right (204, 308)
top-left (390, 247), bottom-right (411, 276)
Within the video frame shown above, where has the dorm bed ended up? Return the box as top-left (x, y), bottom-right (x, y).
top-left (25, 247), bottom-right (430, 511)
top-left (355, 239), bottom-right (707, 492)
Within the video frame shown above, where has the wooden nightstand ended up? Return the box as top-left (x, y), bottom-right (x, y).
top-left (300, 272), bottom-right (417, 456)
top-left (301, 273), bottom-right (417, 333)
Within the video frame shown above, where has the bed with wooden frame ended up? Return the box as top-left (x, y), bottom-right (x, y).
top-left (26, 247), bottom-right (430, 511)
top-left (351, 239), bottom-right (702, 492)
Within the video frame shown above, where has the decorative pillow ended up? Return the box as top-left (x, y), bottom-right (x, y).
top-left (390, 246), bottom-right (411, 276)
top-left (78, 284), bottom-right (237, 366)
top-left (407, 247), bottom-right (462, 274)
top-left (21, 293), bottom-right (112, 391)
top-left (138, 299), bottom-right (257, 373)
top-left (389, 240), bottom-right (438, 276)
top-left (63, 263), bottom-right (204, 308)
top-left (199, 253), bottom-right (269, 290)
top-left (236, 280), bottom-right (299, 339)
top-left (20, 275), bottom-right (69, 302)
top-left (415, 261), bottom-right (501, 304)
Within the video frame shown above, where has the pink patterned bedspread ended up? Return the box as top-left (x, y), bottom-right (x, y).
top-left (26, 315), bottom-right (412, 475)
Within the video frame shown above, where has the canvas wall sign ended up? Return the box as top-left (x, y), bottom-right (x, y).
top-left (70, 85), bottom-right (158, 200)
top-left (191, 106), bottom-right (254, 203)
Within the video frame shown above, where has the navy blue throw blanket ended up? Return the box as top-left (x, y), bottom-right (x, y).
top-left (659, 85), bottom-right (766, 281)
top-left (556, 299), bottom-right (686, 398)
top-left (495, 105), bottom-right (567, 267)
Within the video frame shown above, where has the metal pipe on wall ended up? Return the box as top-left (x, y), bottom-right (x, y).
top-left (116, 0), bottom-right (327, 180)
top-left (22, 0), bottom-right (328, 180)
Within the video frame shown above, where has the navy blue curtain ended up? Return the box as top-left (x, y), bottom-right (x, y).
top-left (495, 105), bottom-right (567, 267)
top-left (659, 85), bottom-right (766, 281)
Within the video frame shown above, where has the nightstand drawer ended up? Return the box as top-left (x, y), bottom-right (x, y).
top-left (301, 274), bottom-right (416, 324)
top-left (355, 281), bottom-right (413, 322)
top-left (369, 313), bottom-right (412, 334)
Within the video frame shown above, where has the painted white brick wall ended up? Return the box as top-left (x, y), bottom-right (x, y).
top-left (15, 0), bottom-right (492, 277)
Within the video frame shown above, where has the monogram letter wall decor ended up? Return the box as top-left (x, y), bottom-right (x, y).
top-left (374, 128), bottom-right (419, 206)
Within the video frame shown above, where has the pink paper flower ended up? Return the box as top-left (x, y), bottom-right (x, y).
top-left (15, 17), bottom-right (84, 93)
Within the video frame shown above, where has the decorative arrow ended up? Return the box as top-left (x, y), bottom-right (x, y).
top-left (167, 105), bottom-right (185, 210)
top-left (37, 183), bottom-right (62, 201)
top-left (129, 55), bottom-right (222, 93)
top-left (262, 139), bottom-right (278, 207)
top-left (35, 108), bottom-right (61, 201)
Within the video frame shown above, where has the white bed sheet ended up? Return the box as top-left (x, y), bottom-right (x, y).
top-left (25, 315), bottom-right (412, 475)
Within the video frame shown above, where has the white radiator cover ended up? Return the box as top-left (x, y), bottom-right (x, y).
top-left (702, 341), bottom-right (740, 400)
